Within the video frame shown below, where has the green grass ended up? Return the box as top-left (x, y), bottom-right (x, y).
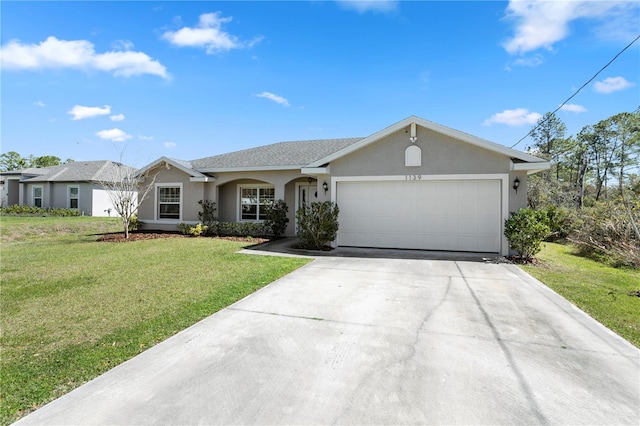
top-left (521, 242), bottom-right (640, 348)
top-left (0, 216), bottom-right (310, 425)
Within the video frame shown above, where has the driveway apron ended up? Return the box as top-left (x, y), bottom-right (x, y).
top-left (16, 257), bottom-right (640, 425)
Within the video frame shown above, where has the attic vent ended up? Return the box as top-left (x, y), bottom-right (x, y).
top-left (405, 145), bottom-right (421, 167)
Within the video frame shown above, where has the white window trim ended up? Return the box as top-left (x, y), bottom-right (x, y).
top-left (331, 174), bottom-right (510, 255)
top-left (32, 185), bottom-right (43, 207)
top-left (237, 184), bottom-right (275, 222)
top-left (154, 183), bottom-right (183, 222)
top-left (67, 185), bottom-right (80, 209)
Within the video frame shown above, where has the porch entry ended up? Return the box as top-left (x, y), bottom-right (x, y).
top-left (295, 181), bottom-right (318, 232)
top-left (297, 181), bottom-right (318, 210)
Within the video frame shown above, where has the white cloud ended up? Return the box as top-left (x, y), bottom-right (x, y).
top-left (68, 105), bottom-right (111, 120)
top-left (109, 113), bottom-right (125, 121)
top-left (560, 103), bottom-right (587, 113)
top-left (162, 12), bottom-right (262, 54)
top-left (34, 100), bottom-right (45, 107)
top-left (335, 0), bottom-right (398, 13)
top-left (0, 36), bottom-right (169, 79)
top-left (255, 91), bottom-right (289, 107)
top-left (96, 128), bottom-right (132, 142)
top-left (483, 108), bottom-right (542, 127)
top-left (111, 39), bottom-right (134, 51)
top-left (594, 76), bottom-right (635, 94)
top-left (164, 142), bottom-right (177, 148)
top-left (511, 54), bottom-right (544, 68)
top-left (138, 135), bottom-right (154, 141)
top-left (502, 1), bottom-right (636, 54)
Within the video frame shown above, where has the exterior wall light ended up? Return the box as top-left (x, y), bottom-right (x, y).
top-left (323, 181), bottom-right (329, 193)
top-left (513, 177), bottom-right (520, 193)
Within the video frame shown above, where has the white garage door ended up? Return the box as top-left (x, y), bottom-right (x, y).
top-left (337, 180), bottom-right (502, 253)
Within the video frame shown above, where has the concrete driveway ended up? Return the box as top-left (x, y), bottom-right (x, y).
top-left (16, 256), bottom-right (640, 425)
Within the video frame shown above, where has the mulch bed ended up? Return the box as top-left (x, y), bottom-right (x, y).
top-left (97, 232), bottom-right (269, 244)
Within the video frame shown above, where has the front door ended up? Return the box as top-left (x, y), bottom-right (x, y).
top-left (296, 182), bottom-right (318, 231)
top-left (298, 184), bottom-right (317, 210)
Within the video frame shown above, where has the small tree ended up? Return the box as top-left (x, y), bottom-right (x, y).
top-left (504, 208), bottom-right (550, 261)
top-left (296, 201), bottom-right (339, 250)
top-left (263, 199), bottom-right (289, 239)
top-left (97, 161), bottom-right (156, 239)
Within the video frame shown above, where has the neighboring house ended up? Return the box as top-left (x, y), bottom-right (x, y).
top-left (0, 177), bottom-right (6, 207)
top-left (136, 116), bottom-right (549, 255)
top-left (0, 161), bottom-right (136, 217)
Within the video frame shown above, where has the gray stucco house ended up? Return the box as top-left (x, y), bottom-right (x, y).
top-left (136, 116), bottom-right (549, 255)
top-left (1, 160), bottom-right (136, 217)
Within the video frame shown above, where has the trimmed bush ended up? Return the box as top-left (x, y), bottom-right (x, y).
top-left (296, 201), bottom-right (339, 250)
top-left (216, 222), bottom-right (268, 238)
top-left (263, 199), bottom-right (289, 239)
top-left (504, 208), bottom-right (550, 260)
top-left (0, 205), bottom-right (81, 217)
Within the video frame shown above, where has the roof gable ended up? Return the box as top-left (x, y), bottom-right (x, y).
top-left (135, 157), bottom-right (208, 180)
top-left (306, 116), bottom-right (547, 168)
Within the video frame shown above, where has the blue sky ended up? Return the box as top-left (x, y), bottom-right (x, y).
top-left (1, 1), bottom-right (638, 167)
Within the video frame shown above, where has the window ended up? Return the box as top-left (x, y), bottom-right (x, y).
top-left (240, 186), bottom-right (274, 221)
top-left (68, 186), bottom-right (79, 209)
top-left (32, 186), bottom-right (43, 207)
top-left (158, 186), bottom-right (181, 220)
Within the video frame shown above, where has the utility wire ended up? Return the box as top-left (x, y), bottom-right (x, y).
top-left (510, 34), bottom-right (640, 149)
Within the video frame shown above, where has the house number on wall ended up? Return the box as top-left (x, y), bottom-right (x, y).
top-left (405, 174), bottom-right (422, 180)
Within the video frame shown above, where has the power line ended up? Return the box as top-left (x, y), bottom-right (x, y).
top-left (510, 34), bottom-right (640, 149)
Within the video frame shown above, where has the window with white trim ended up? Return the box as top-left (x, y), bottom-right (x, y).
top-left (158, 186), bottom-right (181, 220)
top-left (68, 185), bottom-right (79, 209)
top-left (32, 186), bottom-right (43, 207)
top-left (240, 186), bottom-right (274, 221)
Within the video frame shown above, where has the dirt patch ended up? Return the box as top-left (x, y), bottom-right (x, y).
top-left (97, 232), bottom-right (268, 244)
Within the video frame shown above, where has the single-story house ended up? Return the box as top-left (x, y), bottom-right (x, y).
top-left (1, 160), bottom-right (137, 217)
top-left (136, 116), bottom-right (549, 255)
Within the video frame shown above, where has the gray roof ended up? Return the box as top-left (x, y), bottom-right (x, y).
top-left (190, 138), bottom-right (363, 170)
top-left (16, 161), bottom-right (136, 183)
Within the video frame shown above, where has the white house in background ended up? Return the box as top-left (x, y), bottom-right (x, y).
top-left (0, 161), bottom-right (137, 217)
top-left (135, 116), bottom-right (550, 255)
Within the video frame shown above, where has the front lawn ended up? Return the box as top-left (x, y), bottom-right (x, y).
top-left (521, 242), bottom-right (640, 348)
top-left (0, 216), bottom-right (310, 425)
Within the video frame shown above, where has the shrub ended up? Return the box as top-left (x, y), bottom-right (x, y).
top-left (296, 201), bottom-right (340, 250)
top-left (543, 205), bottom-right (574, 241)
top-left (263, 199), bottom-right (289, 239)
top-left (177, 223), bottom-right (191, 235)
top-left (0, 205), bottom-right (81, 217)
top-left (128, 215), bottom-right (141, 232)
top-left (197, 200), bottom-right (218, 235)
top-left (216, 222), bottom-right (268, 238)
top-left (504, 208), bottom-right (550, 260)
top-left (176, 222), bottom-right (209, 237)
top-left (569, 199), bottom-right (640, 268)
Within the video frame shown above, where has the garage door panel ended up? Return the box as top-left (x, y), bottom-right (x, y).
top-left (337, 179), bottom-right (502, 253)
top-left (478, 217), bottom-right (500, 233)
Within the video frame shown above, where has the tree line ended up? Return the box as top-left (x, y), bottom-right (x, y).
top-left (524, 109), bottom-right (639, 268)
top-left (0, 151), bottom-right (74, 172)
top-left (527, 110), bottom-right (639, 209)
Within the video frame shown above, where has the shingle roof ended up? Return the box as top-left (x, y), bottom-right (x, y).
top-left (20, 161), bottom-right (136, 183)
top-left (190, 138), bottom-right (363, 170)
